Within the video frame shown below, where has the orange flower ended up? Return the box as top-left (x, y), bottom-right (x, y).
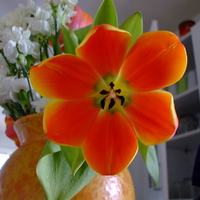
top-left (67, 6), bottom-right (93, 30)
top-left (30, 24), bottom-right (187, 175)
top-left (5, 117), bottom-right (20, 147)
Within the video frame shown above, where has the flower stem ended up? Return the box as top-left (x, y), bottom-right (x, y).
top-left (21, 67), bottom-right (34, 102)
top-left (44, 41), bottom-right (49, 58)
top-left (39, 46), bottom-right (43, 62)
top-left (54, 18), bottom-right (59, 56)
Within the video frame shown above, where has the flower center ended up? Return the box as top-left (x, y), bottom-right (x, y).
top-left (100, 82), bottom-right (125, 109)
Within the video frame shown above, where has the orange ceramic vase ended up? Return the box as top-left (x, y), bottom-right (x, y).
top-left (71, 168), bottom-right (135, 200)
top-left (0, 113), bottom-right (135, 200)
top-left (0, 113), bottom-right (47, 199)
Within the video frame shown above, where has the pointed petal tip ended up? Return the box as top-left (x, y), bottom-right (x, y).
top-left (83, 111), bottom-right (138, 175)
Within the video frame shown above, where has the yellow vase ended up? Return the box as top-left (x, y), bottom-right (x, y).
top-left (0, 113), bottom-right (135, 200)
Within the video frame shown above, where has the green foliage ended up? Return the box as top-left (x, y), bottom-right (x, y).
top-left (139, 140), bottom-right (159, 186)
top-left (17, 90), bottom-right (31, 114)
top-left (74, 25), bottom-right (92, 43)
top-left (93, 0), bottom-right (118, 27)
top-left (48, 34), bottom-right (62, 56)
top-left (61, 13), bottom-right (79, 54)
top-left (60, 146), bottom-right (85, 176)
top-left (37, 141), bottom-right (97, 200)
top-left (120, 12), bottom-right (143, 45)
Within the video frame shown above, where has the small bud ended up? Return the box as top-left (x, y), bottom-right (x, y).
top-left (52, 5), bottom-right (59, 18)
top-left (37, 33), bottom-right (45, 44)
top-left (17, 54), bottom-right (27, 67)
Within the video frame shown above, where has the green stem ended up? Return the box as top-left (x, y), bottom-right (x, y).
top-left (44, 41), bottom-right (49, 58)
top-left (21, 67), bottom-right (34, 102)
top-left (4, 103), bottom-right (17, 121)
top-left (0, 51), bottom-right (17, 75)
top-left (39, 46), bottom-right (43, 62)
top-left (54, 18), bottom-right (59, 56)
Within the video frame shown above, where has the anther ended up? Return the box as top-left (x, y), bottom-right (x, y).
top-left (109, 82), bottom-right (115, 88)
top-left (100, 97), bottom-right (106, 109)
top-left (118, 96), bottom-right (125, 106)
top-left (100, 90), bottom-right (109, 95)
top-left (115, 89), bottom-right (121, 94)
top-left (108, 99), bottom-right (116, 109)
top-left (99, 82), bottom-right (125, 109)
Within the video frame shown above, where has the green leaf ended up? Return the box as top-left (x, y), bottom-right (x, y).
top-left (139, 140), bottom-right (159, 186)
top-left (74, 25), bottom-right (92, 43)
top-left (61, 13), bottom-right (78, 54)
top-left (48, 35), bottom-right (62, 56)
top-left (60, 146), bottom-right (85, 176)
top-left (120, 12), bottom-right (143, 45)
top-left (93, 0), bottom-right (118, 27)
top-left (39, 140), bottom-right (61, 157)
top-left (37, 141), bottom-right (97, 200)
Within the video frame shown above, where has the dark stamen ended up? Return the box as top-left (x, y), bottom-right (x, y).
top-left (118, 96), bottom-right (125, 106)
top-left (108, 99), bottom-right (115, 109)
top-left (109, 82), bottom-right (115, 88)
top-left (100, 90), bottom-right (109, 95)
top-left (99, 81), bottom-right (125, 109)
top-left (115, 89), bottom-right (121, 94)
top-left (100, 98), bottom-right (106, 109)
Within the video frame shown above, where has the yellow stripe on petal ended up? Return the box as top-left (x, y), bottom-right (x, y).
top-left (83, 111), bottom-right (138, 175)
top-left (125, 90), bottom-right (178, 145)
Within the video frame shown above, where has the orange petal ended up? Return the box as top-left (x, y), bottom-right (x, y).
top-left (121, 31), bottom-right (187, 91)
top-left (125, 90), bottom-right (178, 145)
top-left (30, 54), bottom-right (99, 99)
top-left (5, 117), bottom-right (20, 147)
top-left (76, 24), bottom-right (132, 77)
top-left (67, 6), bottom-right (93, 30)
top-left (43, 98), bottom-right (100, 147)
top-left (83, 111), bottom-right (138, 175)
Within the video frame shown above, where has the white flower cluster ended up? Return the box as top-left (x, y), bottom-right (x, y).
top-left (0, 0), bottom-right (78, 118)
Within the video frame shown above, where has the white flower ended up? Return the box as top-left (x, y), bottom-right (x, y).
top-left (32, 90), bottom-right (41, 101)
top-left (0, 26), bottom-right (35, 63)
top-left (18, 0), bottom-right (36, 15)
top-left (9, 90), bottom-right (18, 103)
top-left (11, 78), bottom-right (30, 93)
top-left (0, 0), bottom-right (36, 30)
top-left (26, 7), bottom-right (52, 36)
top-left (0, 93), bottom-right (11, 105)
top-left (0, 54), bottom-right (9, 77)
top-left (9, 77), bottom-right (32, 102)
top-left (1, 40), bottom-right (18, 63)
top-left (44, 0), bottom-right (77, 30)
top-left (0, 76), bottom-right (15, 96)
top-left (31, 97), bottom-right (50, 113)
top-left (31, 42), bottom-right (41, 59)
top-left (45, 0), bottom-right (78, 7)
top-left (0, 76), bottom-right (15, 104)
top-left (57, 3), bottom-right (77, 24)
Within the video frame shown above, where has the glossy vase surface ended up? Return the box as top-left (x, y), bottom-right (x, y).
top-left (0, 113), bottom-right (47, 200)
top-left (0, 113), bottom-right (135, 200)
top-left (72, 167), bottom-right (135, 200)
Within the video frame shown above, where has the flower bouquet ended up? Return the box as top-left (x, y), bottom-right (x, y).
top-left (0, 0), bottom-right (187, 199)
